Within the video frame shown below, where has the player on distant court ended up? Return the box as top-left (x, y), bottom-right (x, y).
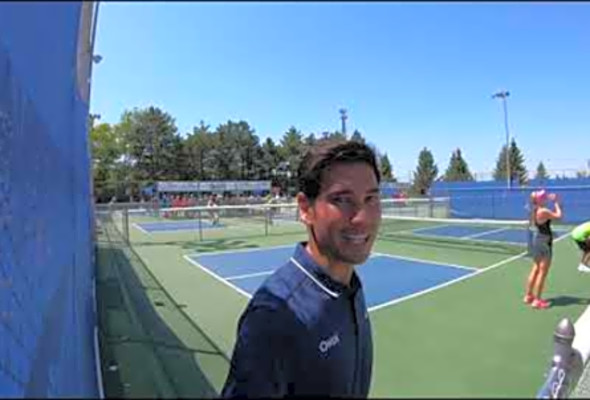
top-left (523, 190), bottom-right (562, 309)
top-left (572, 221), bottom-right (590, 273)
top-left (265, 185), bottom-right (281, 225)
top-left (207, 193), bottom-right (220, 226)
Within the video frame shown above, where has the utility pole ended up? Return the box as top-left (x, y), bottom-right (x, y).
top-left (492, 90), bottom-right (511, 188)
top-left (339, 108), bottom-right (348, 137)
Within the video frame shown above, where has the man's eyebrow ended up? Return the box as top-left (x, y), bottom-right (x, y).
top-left (327, 188), bottom-right (380, 197)
top-left (327, 189), bottom-right (354, 197)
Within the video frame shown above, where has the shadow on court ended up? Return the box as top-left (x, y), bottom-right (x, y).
top-left (131, 238), bottom-right (259, 252)
top-left (547, 295), bottom-right (590, 308)
top-left (96, 216), bottom-right (228, 398)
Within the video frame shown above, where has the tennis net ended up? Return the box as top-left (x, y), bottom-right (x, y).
top-left (102, 197), bottom-right (521, 249)
top-left (379, 215), bottom-right (532, 255)
top-left (381, 196), bottom-right (450, 218)
top-left (124, 202), bottom-right (305, 242)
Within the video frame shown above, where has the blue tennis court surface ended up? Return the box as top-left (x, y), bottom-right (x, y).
top-left (135, 220), bottom-right (224, 232)
top-left (185, 246), bottom-right (477, 309)
top-left (412, 225), bottom-right (568, 244)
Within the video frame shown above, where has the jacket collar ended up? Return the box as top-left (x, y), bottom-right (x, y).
top-left (291, 242), bottom-right (361, 298)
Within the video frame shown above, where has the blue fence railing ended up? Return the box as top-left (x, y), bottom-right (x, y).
top-left (431, 179), bottom-right (590, 224)
top-left (0, 3), bottom-right (98, 397)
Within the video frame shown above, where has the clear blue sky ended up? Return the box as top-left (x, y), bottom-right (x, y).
top-left (91, 2), bottom-right (590, 181)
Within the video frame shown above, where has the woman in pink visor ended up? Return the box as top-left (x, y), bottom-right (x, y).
top-left (523, 189), bottom-right (562, 309)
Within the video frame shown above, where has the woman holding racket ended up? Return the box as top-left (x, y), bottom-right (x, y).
top-left (523, 189), bottom-right (562, 309)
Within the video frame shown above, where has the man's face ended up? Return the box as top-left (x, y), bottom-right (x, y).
top-left (299, 162), bottom-right (382, 266)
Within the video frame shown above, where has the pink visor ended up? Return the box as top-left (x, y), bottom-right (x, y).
top-left (531, 190), bottom-right (547, 204)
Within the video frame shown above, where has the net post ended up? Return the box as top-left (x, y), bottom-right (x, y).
top-left (198, 209), bottom-right (203, 242)
top-left (265, 205), bottom-right (269, 236)
top-left (153, 195), bottom-right (160, 218)
top-left (123, 207), bottom-right (129, 243)
top-left (429, 194), bottom-right (434, 218)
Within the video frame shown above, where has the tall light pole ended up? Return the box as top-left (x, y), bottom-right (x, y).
top-left (339, 108), bottom-right (348, 137)
top-left (492, 90), bottom-right (511, 188)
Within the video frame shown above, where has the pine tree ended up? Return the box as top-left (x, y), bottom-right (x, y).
top-left (379, 153), bottom-right (395, 181)
top-left (535, 161), bottom-right (549, 180)
top-left (493, 138), bottom-right (528, 185)
top-left (412, 147), bottom-right (438, 195)
top-left (443, 148), bottom-right (474, 181)
top-left (350, 129), bottom-right (365, 144)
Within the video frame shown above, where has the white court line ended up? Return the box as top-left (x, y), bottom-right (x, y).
top-left (371, 252), bottom-right (478, 272)
top-left (368, 254), bottom-right (519, 312)
top-left (132, 223), bottom-right (149, 234)
top-left (383, 221), bottom-right (526, 245)
top-left (183, 255), bottom-right (252, 299)
top-left (226, 270), bottom-right (276, 281)
top-left (407, 231), bottom-right (526, 247)
top-left (369, 233), bottom-right (572, 313)
top-left (385, 223), bottom-right (453, 237)
top-left (463, 227), bottom-right (510, 239)
top-left (411, 224), bottom-right (454, 234)
top-left (185, 244), bottom-right (295, 258)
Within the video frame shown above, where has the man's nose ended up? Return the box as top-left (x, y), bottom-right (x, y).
top-left (349, 202), bottom-right (370, 224)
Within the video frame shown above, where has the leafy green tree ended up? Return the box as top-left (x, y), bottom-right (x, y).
top-left (90, 122), bottom-right (121, 182)
top-left (210, 121), bottom-right (239, 180)
top-left (90, 122), bottom-right (124, 200)
top-left (185, 121), bottom-right (214, 180)
top-left (118, 106), bottom-right (180, 182)
top-left (232, 120), bottom-right (260, 180)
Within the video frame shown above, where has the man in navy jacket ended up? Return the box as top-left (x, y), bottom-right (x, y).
top-left (222, 140), bottom-right (382, 397)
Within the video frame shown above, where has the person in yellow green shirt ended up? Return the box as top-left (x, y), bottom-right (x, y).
top-left (572, 221), bottom-right (590, 273)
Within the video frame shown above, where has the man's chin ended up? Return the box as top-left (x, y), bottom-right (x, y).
top-left (339, 251), bottom-right (371, 266)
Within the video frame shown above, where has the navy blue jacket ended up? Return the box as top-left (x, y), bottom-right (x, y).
top-left (221, 242), bottom-right (373, 398)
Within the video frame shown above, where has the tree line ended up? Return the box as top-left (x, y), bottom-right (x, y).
top-left (89, 105), bottom-right (575, 202)
top-left (90, 106), bottom-right (394, 202)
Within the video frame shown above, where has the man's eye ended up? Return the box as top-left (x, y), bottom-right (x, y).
top-left (333, 197), bottom-right (352, 205)
top-left (366, 195), bottom-right (380, 204)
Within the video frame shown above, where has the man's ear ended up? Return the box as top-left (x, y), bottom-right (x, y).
top-left (297, 192), bottom-right (314, 225)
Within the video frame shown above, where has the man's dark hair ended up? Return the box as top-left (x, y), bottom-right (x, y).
top-left (297, 139), bottom-right (381, 201)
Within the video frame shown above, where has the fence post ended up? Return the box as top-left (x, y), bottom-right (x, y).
top-left (536, 318), bottom-right (584, 398)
